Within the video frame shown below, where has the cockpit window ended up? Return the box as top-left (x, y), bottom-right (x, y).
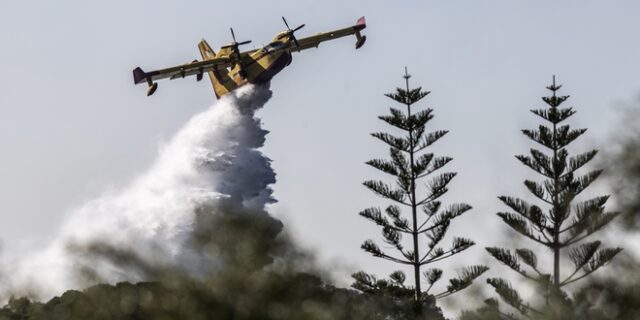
top-left (264, 42), bottom-right (285, 52)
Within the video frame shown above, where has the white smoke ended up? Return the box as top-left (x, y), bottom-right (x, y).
top-left (1, 84), bottom-right (276, 300)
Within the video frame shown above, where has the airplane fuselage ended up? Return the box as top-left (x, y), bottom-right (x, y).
top-left (227, 42), bottom-right (293, 85)
top-left (206, 34), bottom-right (296, 98)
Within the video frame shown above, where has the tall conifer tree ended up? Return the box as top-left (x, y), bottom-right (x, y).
top-left (352, 69), bottom-right (487, 315)
top-left (485, 77), bottom-right (623, 318)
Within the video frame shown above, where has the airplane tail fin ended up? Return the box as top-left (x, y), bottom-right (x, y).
top-left (132, 67), bottom-right (158, 96)
top-left (198, 39), bottom-right (216, 60)
top-left (133, 67), bottom-right (147, 85)
top-left (197, 39), bottom-right (234, 99)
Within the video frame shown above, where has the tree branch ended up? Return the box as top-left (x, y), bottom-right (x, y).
top-left (420, 246), bottom-right (468, 265)
top-left (560, 270), bottom-right (592, 287)
top-left (377, 252), bottom-right (413, 265)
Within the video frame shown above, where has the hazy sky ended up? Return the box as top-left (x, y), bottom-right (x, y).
top-left (1, 0), bottom-right (639, 302)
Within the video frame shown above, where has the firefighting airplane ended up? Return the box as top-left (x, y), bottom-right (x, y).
top-left (133, 17), bottom-right (367, 98)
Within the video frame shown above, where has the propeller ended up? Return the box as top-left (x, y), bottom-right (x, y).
top-left (222, 27), bottom-right (251, 49)
top-left (220, 28), bottom-right (251, 79)
top-left (281, 17), bottom-right (305, 49)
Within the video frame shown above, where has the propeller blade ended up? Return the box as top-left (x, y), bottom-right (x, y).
top-left (238, 40), bottom-right (252, 46)
top-left (294, 38), bottom-right (300, 49)
top-left (293, 24), bottom-right (305, 32)
top-left (282, 16), bottom-right (290, 30)
top-left (230, 28), bottom-right (236, 42)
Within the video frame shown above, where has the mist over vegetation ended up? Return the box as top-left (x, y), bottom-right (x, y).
top-left (0, 207), bottom-right (439, 320)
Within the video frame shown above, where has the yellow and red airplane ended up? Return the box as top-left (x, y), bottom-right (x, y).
top-left (133, 17), bottom-right (367, 98)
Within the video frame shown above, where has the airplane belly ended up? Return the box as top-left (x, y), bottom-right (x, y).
top-left (250, 52), bottom-right (292, 84)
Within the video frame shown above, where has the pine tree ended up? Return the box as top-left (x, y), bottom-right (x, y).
top-left (352, 68), bottom-right (488, 315)
top-left (485, 77), bottom-right (623, 318)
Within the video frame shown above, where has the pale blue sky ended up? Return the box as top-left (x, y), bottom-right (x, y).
top-left (1, 0), bottom-right (639, 308)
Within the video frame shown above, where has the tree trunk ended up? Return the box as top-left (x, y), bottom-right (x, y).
top-left (406, 75), bottom-right (422, 309)
top-left (552, 120), bottom-right (560, 287)
top-left (553, 236), bottom-right (560, 286)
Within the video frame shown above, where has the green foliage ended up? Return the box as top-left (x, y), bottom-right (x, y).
top-left (353, 71), bottom-right (486, 314)
top-left (350, 271), bottom-right (445, 319)
top-left (439, 266), bottom-right (490, 299)
top-left (1, 276), bottom-right (432, 320)
top-left (486, 248), bottom-right (524, 275)
top-left (515, 249), bottom-right (538, 271)
top-left (486, 278), bottom-right (531, 315)
top-left (363, 180), bottom-right (408, 205)
top-left (485, 77), bottom-right (623, 318)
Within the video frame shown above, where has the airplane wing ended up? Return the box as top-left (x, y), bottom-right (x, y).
top-left (133, 57), bottom-right (233, 85)
top-left (292, 16), bottom-right (367, 52)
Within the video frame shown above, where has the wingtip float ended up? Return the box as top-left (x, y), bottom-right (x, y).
top-left (132, 16), bottom-right (367, 98)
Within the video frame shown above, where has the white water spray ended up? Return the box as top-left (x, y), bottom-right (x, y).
top-left (1, 84), bottom-right (275, 300)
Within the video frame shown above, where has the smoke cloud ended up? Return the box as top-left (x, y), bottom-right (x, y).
top-left (1, 84), bottom-right (277, 300)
